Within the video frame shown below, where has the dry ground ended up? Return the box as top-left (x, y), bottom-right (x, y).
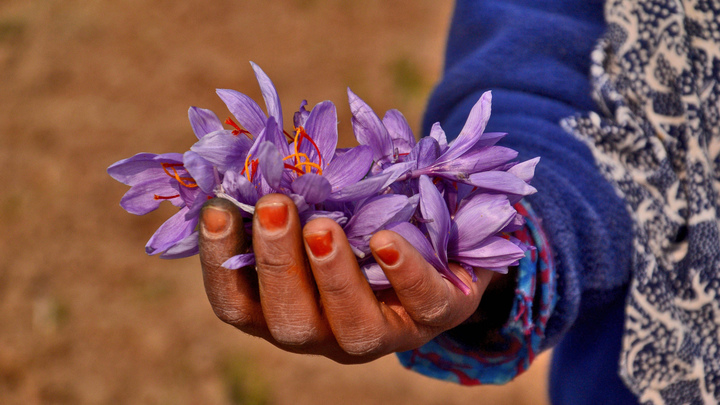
top-left (0, 1), bottom-right (551, 404)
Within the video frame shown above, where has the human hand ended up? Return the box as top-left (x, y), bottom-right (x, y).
top-left (199, 194), bottom-right (494, 364)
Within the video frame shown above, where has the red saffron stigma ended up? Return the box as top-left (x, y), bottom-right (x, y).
top-left (294, 127), bottom-right (323, 168)
top-left (154, 194), bottom-right (180, 200)
top-left (225, 117), bottom-right (252, 139)
top-left (284, 163), bottom-right (305, 176)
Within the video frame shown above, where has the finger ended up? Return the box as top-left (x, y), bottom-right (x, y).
top-left (370, 230), bottom-right (494, 329)
top-left (252, 194), bottom-right (330, 348)
top-left (199, 198), bottom-right (267, 337)
top-left (303, 218), bottom-right (391, 358)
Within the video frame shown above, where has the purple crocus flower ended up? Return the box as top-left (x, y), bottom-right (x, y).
top-left (386, 175), bottom-right (528, 295)
top-left (107, 152), bottom-right (209, 258)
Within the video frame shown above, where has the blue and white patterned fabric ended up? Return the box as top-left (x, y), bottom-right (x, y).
top-left (562, 1), bottom-right (720, 403)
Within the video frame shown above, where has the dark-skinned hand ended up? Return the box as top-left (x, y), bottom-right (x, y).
top-left (198, 194), bottom-right (496, 364)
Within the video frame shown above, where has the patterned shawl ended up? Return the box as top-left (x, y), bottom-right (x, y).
top-left (562, 0), bottom-right (720, 403)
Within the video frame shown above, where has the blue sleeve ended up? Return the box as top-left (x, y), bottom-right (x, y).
top-left (398, 0), bottom-right (635, 383)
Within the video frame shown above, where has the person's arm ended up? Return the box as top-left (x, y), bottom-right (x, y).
top-left (396, 0), bottom-right (634, 384)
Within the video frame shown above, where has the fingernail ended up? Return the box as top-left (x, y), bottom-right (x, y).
top-left (305, 230), bottom-right (334, 258)
top-left (256, 202), bottom-right (288, 231)
top-left (375, 243), bottom-right (399, 266)
top-left (202, 206), bottom-right (231, 235)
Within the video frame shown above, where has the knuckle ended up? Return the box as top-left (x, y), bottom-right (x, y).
top-left (213, 307), bottom-right (254, 329)
top-left (398, 276), bottom-right (453, 326)
top-left (318, 273), bottom-right (354, 297)
top-left (413, 299), bottom-right (452, 326)
top-left (255, 251), bottom-right (297, 273)
top-left (269, 324), bottom-right (321, 347)
top-left (337, 327), bottom-right (388, 357)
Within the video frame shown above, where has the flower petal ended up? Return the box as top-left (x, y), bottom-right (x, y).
top-left (120, 177), bottom-right (181, 215)
top-left (450, 236), bottom-right (526, 268)
top-left (507, 157), bottom-right (540, 183)
top-left (188, 107), bottom-right (223, 139)
top-left (383, 109), bottom-right (415, 154)
top-left (348, 88), bottom-right (393, 161)
top-left (293, 100), bottom-right (310, 128)
top-left (429, 122), bottom-right (448, 152)
top-left (360, 261), bottom-right (391, 290)
top-left (256, 141), bottom-right (284, 190)
top-left (301, 101), bottom-right (338, 169)
top-left (216, 89), bottom-right (267, 136)
top-left (299, 210), bottom-right (348, 227)
top-left (250, 62), bottom-right (283, 131)
top-left (437, 91), bottom-right (492, 163)
top-left (222, 253), bottom-right (256, 270)
top-left (161, 231), bottom-right (199, 259)
top-left (409, 136), bottom-right (440, 170)
top-left (323, 145), bottom-right (373, 191)
top-left (418, 175), bottom-right (450, 266)
top-left (326, 172), bottom-right (388, 202)
top-left (344, 194), bottom-right (412, 240)
top-left (183, 151), bottom-right (216, 194)
top-left (450, 194), bottom-right (517, 253)
top-left (386, 222), bottom-right (470, 295)
top-left (291, 173), bottom-right (332, 204)
top-left (107, 152), bottom-right (184, 186)
top-left (467, 171), bottom-right (538, 199)
top-left (190, 130), bottom-right (253, 173)
top-left (145, 207), bottom-right (196, 255)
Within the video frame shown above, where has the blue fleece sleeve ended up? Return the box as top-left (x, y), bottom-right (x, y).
top-left (398, 0), bottom-right (634, 383)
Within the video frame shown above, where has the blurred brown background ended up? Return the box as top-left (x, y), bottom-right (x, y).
top-left (0, 0), bottom-right (550, 404)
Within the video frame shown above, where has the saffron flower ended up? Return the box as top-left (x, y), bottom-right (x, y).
top-left (109, 62), bottom-right (539, 294)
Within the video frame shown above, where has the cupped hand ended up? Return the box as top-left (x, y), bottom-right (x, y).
top-left (199, 194), bottom-right (494, 364)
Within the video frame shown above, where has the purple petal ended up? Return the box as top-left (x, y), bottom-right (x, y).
top-left (222, 253), bottom-right (256, 270)
top-left (326, 171), bottom-right (391, 202)
top-left (348, 88), bottom-right (393, 161)
top-left (301, 101), bottom-right (337, 169)
top-left (409, 137), bottom-right (440, 170)
top-left (450, 194), bottom-right (516, 253)
top-left (120, 177), bottom-right (181, 215)
top-left (107, 152), bottom-right (184, 186)
top-left (190, 130), bottom-right (252, 173)
top-left (435, 146), bottom-right (518, 174)
top-left (250, 62), bottom-right (283, 130)
top-left (293, 100), bottom-right (309, 128)
top-left (222, 170), bottom-right (259, 207)
top-left (360, 261), bottom-right (391, 290)
top-left (345, 195), bottom-right (412, 240)
top-left (472, 132), bottom-right (507, 149)
top-left (418, 175), bottom-right (450, 265)
top-left (467, 171), bottom-right (537, 197)
top-left (429, 122), bottom-right (448, 152)
top-left (500, 212), bottom-right (525, 233)
top-left (291, 173), bottom-right (332, 204)
top-left (386, 222), bottom-right (470, 295)
top-left (262, 116), bottom-right (290, 158)
top-left (323, 145), bottom-right (373, 191)
top-left (216, 89), bottom-right (266, 136)
top-left (450, 236), bottom-right (526, 268)
top-left (299, 210), bottom-right (348, 227)
top-left (383, 109), bottom-right (415, 154)
top-left (146, 207), bottom-right (196, 255)
top-left (183, 151), bottom-right (216, 194)
top-left (161, 231), bottom-right (199, 259)
top-left (188, 107), bottom-right (223, 139)
top-left (256, 141), bottom-right (283, 190)
top-left (437, 91), bottom-right (492, 163)
top-left (507, 157), bottom-right (540, 183)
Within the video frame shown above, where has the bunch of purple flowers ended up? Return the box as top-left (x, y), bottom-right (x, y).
top-left (108, 63), bottom-right (539, 294)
